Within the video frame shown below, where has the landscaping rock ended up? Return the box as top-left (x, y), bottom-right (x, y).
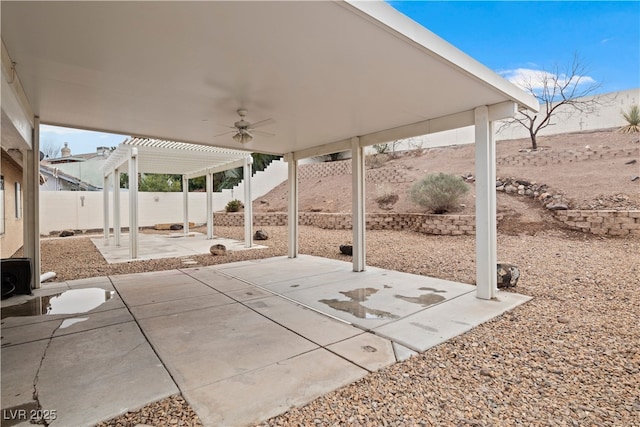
top-left (254, 229), bottom-right (269, 240)
top-left (169, 224), bottom-right (183, 230)
top-left (497, 263), bottom-right (520, 288)
top-left (546, 202), bottom-right (569, 211)
top-left (339, 245), bottom-right (353, 256)
top-left (209, 244), bottom-right (227, 256)
top-left (59, 230), bottom-right (75, 237)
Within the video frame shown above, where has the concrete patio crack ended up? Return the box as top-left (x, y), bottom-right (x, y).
top-left (31, 320), bottom-right (63, 426)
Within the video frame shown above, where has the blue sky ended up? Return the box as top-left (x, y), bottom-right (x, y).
top-left (42, 1), bottom-right (640, 156)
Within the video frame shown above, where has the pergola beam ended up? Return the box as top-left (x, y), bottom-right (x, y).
top-left (183, 158), bottom-right (247, 180)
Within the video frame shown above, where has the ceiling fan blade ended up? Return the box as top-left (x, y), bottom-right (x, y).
top-left (213, 130), bottom-right (236, 138)
top-left (252, 130), bottom-right (275, 137)
top-left (249, 118), bottom-right (275, 129)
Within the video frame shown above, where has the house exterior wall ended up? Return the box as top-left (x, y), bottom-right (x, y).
top-left (1, 153), bottom-right (24, 257)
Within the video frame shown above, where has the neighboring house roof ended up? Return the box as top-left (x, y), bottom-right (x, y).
top-left (40, 164), bottom-right (101, 191)
top-left (2, 147), bottom-right (46, 185)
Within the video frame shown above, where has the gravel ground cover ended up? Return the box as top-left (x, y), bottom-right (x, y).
top-left (36, 225), bottom-right (639, 426)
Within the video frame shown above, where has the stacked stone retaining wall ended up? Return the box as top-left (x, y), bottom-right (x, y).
top-left (298, 160), bottom-right (410, 183)
top-left (553, 210), bottom-right (640, 236)
top-left (214, 212), bottom-right (476, 235)
top-left (497, 146), bottom-right (639, 167)
top-left (216, 210), bottom-right (640, 237)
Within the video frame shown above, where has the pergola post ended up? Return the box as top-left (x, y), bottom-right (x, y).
top-left (23, 117), bottom-right (41, 289)
top-left (113, 168), bottom-right (121, 246)
top-left (475, 105), bottom-right (497, 299)
top-left (103, 174), bottom-right (110, 243)
top-left (128, 148), bottom-right (139, 259)
top-left (285, 154), bottom-right (298, 258)
top-left (243, 156), bottom-right (253, 248)
top-left (182, 175), bottom-right (189, 235)
top-left (351, 136), bottom-right (365, 272)
top-left (206, 172), bottom-right (213, 239)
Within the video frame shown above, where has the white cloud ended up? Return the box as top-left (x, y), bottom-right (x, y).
top-left (500, 68), bottom-right (596, 91)
top-left (600, 37), bottom-right (614, 45)
top-left (39, 124), bottom-right (85, 135)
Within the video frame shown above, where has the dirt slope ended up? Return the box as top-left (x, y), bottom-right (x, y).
top-left (252, 129), bottom-right (639, 235)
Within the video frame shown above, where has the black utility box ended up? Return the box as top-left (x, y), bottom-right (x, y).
top-left (1, 258), bottom-right (33, 298)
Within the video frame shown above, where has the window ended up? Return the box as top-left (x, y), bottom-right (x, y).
top-left (15, 181), bottom-right (21, 219)
top-left (0, 176), bottom-right (4, 235)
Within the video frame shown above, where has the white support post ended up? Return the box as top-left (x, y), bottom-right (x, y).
top-left (103, 174), bottom-right (110, 243)
top-left (475, 106), bottom-right (497, 300)
top-left (128, 148), bottom-right (139, 259)
top-left (183, 176), bottom-right (189, 235)
top-left (351, 136), bottom-right (366, 272)
top-left (23, 117), bottom-right (40, 289)
top-left (285, 153), bottom-right (298, 258)
top-left (113, 168), bottom-right (121, 246)
top-left (243, 157), bottom-right (253, 248)
top-left (206, 173), bottom-right (213, 239)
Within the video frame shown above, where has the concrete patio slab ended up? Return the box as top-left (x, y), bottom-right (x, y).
top-left (281, 273), bottom-right (474, 330)
top-left (135, 303), bottom-right (319, 391)
top-left (326, 332), bottom-right (396, 372)
top-left (111, 271), bottom-right (218, 306)
top-left (129, 293), bottom-right (235, 320)
top-left (374, 291), bottom-right (532, 352)
top-left (37, 322), bottom-right (178, 427)
top-left (392, 342), bottom-right (418, 361)
top-left (217, 255), bottom-right (347, 286)
top-left (1, 339), bottom-right (49, 410)
top-left (92, 233), bottom-right (266, 264)
top-left (181, 268), bottom-right (254, 293)
top-left (2, 254), bottom-right (531, 427)
top-left (244, 295), bottom-right (361, 346)
top-left (184, 348), bottom-right (368, 427)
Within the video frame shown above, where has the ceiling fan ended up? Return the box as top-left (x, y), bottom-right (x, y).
top-left (214, 109), bottom-right (275, 144)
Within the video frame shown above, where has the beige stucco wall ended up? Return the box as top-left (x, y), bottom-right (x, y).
top-left (1, 153), bottom-right (24, 257)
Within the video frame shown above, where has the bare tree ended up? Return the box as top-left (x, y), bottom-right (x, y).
top-left (41, 141), bottom-right (61, 159)
top-left (502, 54), bottom-right (603, 150)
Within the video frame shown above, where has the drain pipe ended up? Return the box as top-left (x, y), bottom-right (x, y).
top-left (40, 272), bottom-right (56, 283)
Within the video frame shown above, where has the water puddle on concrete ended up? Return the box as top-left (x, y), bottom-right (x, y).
top-left (1, 288), bottom-right (115, 319)
top-left (319, 287), bottom-right (398, 319)
top-left (395, 293), bottom-right (445, 307)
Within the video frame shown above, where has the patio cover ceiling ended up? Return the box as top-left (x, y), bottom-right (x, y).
top-left (1, 1), bottom-right (538, 157)
top-left (101, 138), bottom-right (251, 178)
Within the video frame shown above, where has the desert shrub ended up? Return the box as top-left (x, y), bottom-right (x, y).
top-left (225, 199), bottom-right (244, 212)
top-left (375, 185), bottom-right (399, 209)
top-left (366, 154), bottom-right (388, 169)
top-left (619, 104), bottom-right (639, 134)
top-left (409, 173), bottom-right (468, 214)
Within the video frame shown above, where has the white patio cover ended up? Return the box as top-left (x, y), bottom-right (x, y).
top-left (1, 1), bottom-right (538, 296)
top-left (100, 138), bottom-right (253, 258)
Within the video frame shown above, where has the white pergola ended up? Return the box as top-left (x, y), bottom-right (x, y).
top-left (100, 138), bottom-right (253, 259)
top-left (1, 1), bottom-right (538, 298)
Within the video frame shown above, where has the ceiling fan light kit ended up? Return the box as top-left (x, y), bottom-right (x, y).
top-left (232, 131), bottom-right (253, 144)
top-left (214, 108), bottom-right (274, 144)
